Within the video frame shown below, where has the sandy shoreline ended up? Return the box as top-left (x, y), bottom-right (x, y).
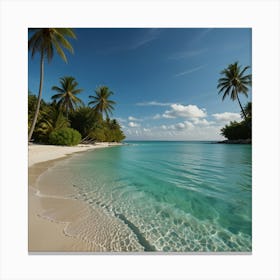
top-left (28, 143), bottom-right (123, 252)
top-left (28, 142), bottom-right (122, 167)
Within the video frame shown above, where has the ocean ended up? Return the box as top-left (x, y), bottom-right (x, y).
top-left (38, 141), bottom-right (252, 252)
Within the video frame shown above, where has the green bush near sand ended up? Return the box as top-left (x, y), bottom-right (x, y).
top-left (49, 128), bottom-right (81, 146)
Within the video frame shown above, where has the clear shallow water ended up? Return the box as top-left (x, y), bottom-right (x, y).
top-left (42, 141), bottom-right (252, 252)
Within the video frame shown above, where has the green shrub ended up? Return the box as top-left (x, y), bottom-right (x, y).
top-left (221, 121), bottom-right (251, 140)
top-left (49, 128), bottom-right (81, 146)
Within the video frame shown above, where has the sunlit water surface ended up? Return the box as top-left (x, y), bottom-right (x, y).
top-left (40, 141), bottom-right (252, 252)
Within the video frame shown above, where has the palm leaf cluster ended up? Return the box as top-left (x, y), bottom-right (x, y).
top-left (88, 86), bottom-right (116, 119)
top-left (28, 28), bottom-right (76, 63)
top-left (217, 61), bottom-right (251, 118)
top-left (51, 76), bottom-right (83, 117)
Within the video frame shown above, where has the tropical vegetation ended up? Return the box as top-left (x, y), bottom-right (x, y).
top-left (51, 76), bottom-right (83, 118)
top-left (28, 28), bottom-right (125, 146)
top-left (28, 88), bottom-right (125, 144)
top-left (220, 102), bottom-right (252, 140)
top-left (28, 28), bottom-right (77, 142)
top-left (217, 61), bottom-right (251, 120)
top-left (49, 127), bottom-right (81, 146)
top-left (88, 86), bottom-right (116, 120)
top-left (218, 62), bottom-right (252, 141)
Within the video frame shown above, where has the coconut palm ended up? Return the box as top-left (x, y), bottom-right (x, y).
top-left (51, 76), bottom-right (83, 118)
top-left (28, 28), bottom-right (76, 141)
top-left (217, 61), bottom-right (251, 119)
top-left (88, 86), bottom-right (116, 120)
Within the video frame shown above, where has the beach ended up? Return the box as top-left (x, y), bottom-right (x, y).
top-left (29, 141), bottom-right (252, 252)
top-left (28, 143), bottom-right (123, 252)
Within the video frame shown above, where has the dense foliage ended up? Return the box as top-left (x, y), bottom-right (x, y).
top-left (221, 121), bottom-right (251, 140)
top-left (217, 61), bottom-right (252, 142)
top-left (28, 28), bottom-right (76, 141)
top-left (220, 102), bottom-right (252, 140)
top-left (28, 89), bottom-right (125, 145)
top-left (49, 128), bottom-right (81, 146)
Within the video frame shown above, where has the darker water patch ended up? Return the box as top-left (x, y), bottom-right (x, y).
top-left (79, 189), bottom-right (157, 252)
top-left (115, 213), bottom-right (156, 252)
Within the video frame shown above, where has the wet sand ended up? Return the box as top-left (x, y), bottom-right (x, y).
top-left (28, 143), bottom-right (131, 252)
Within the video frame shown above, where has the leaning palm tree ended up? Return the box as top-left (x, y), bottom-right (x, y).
top-left (88, 86), bottom-right (116, 120)
top-left (51, 76), bottom-right (83, 118)
top-left (217, 61), bottom-right (251, 119)
top-left (28, 28), bottom-right (76, 141)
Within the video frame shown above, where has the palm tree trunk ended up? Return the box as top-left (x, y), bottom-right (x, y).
top-left (236, 94), bottom-right (246, 121)
top-left (28, 52), bottom-right (44, 142)
top-left (236, 93), bottom-right (251, 131)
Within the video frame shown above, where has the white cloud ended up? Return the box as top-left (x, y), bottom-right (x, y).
top-left (152, 114), bottom-right (161, 120)
top-left (192, 118), bottom-right (212, 126)
top-left (163, 104), bottom-right (207, 119)
top-left (212, 112), bottom-right (241, 122)
top-left (175, 123), bottom-right (185, 130)
top-left (123, 123), bottom-right (223, 141)
top-left (172, 121), bottom-right (194, 130)
top-left (128, 121), bottom-right (141, 128)
top-left (184, 121), bottom-right (195, 129)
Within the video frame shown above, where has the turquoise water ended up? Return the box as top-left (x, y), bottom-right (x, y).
top-left (51, 141), bottom-right (252, 252)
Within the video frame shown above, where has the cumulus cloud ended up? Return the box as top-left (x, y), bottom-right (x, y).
top-left (171, 121), bottom-right (194, 130)
top-left (163, 104), bottom-right (207, 119)
top-left (128, 121), bottom-right (141, 128)
top-left (192, 118), bottom-right (213, 126)
top-left (123, 122), bottom-right (223, 141)
top-left (212, 112), bottom-right (241, 122)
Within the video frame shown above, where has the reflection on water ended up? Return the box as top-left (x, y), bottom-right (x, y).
top-left (38, 141), bottom-right (252, 252)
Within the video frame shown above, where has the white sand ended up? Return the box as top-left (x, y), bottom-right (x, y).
top-left (28, 142), bottom-right (122, 252)
top-left (28, 142), bottom-right (121, 167)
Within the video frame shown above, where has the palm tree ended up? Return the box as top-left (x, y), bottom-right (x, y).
top-left (244, 101), bottom-right (252, 119)
top-left (217, 61), bottom-right (251, 119)
top-left (28, 28), bottom-right (76, 141)
top-left (88, 86), bottom-right (116, 120)
top-left (51, 76), bottom-right (83, 118)
top-left (36, 103), bottom-right (70, 142)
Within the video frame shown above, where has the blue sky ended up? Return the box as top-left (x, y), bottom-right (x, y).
top-left (28, 28), bottom-right (252, 140)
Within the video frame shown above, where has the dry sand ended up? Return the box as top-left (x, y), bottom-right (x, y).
top-left (28, 143), bottom-right (122, 252)
top-left (28, 142), bottom-right (121, 167)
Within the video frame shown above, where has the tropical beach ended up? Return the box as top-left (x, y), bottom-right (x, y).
top-left (28, 143), bottom-right (124, 251)
top-left (28, 28), bottom-right (252, 252)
